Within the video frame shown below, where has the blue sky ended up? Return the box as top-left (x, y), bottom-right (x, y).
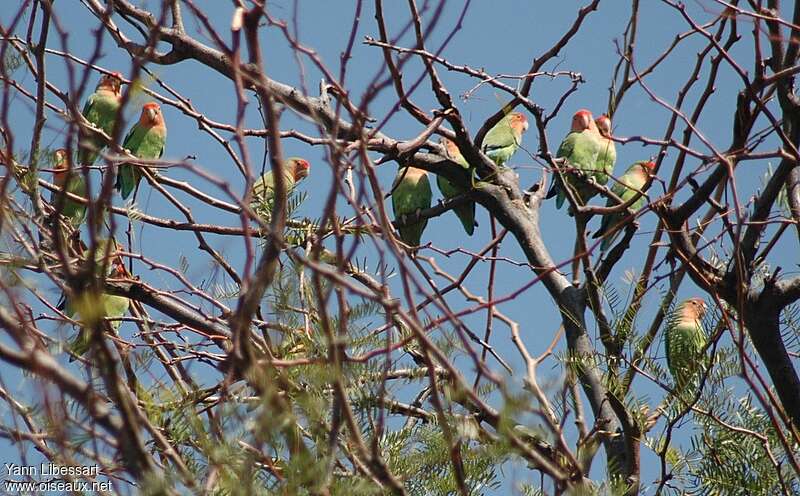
top-left (2, 1), bottom-right (797, 493)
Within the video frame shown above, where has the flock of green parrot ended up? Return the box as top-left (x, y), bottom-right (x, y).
top-left (51, 72), bottom-right (167, 225)
top-left (388, 107), bottom-right (708, 385)
top-left (53, 73), bottom-right (310, 359)
top-left (391, 111), bottom-right (530, 249)
top-left (52, 72), bottom-right (165, 359)
top-left (49, 74), bottom-right (708, 386)
top-left (390, 109), bottom-right (657, 255)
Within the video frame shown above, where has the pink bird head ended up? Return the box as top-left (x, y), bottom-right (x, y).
top-left (110, 256), bottom-right (127, 278)
top-left (52, 148), bottom-right (70, 186)
top-left (571, 109), bottom-right (594, 132)
top-left (289, 157), bottom-right (310, 181)
top-left (509, 112), bottom-right (529, 134)
top-left (639, 160), bottom-right (657, 176)
top-left (443, 138), bottom-right (460, 158)
top-left (139, 102), bottom-right (165, 128)
top-left (681, 297), bottom-right (707, 320)
top-left (53, 149), bottom-right (69, 168)
top-left (595, 114), bottom-right (612, 138)
top-left (98, 72), bottom-right (123, 96)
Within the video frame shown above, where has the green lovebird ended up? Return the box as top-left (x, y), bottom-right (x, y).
top-left (51, 149), bottom-right (87, 228)
top-left (437, 138), bottom-right (476, 236)
top-left (78, 72), bottom-right (123, 165)
top-left (251, 157), bottom-right (311, 208)
top-left (593, 160), bottom-right (655, 251)
top-left (65, 255), bottom-right (131, 360)
top-left (546, 109), bottom-right (606, 209)
top-left (115, 102), bottom-right (167, 200)
top-left (391, 166), bottom-right (432, 250)
top-left (665, 297), bottom-right (708, 388)
top-left (481, 111), bottom-right (529, 166)
top-left (594, 114), bottom-right (617, 187)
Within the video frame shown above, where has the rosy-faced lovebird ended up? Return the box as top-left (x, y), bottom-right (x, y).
top-left (65, 254), bottom-right (131, 360)
top-left (51, 149), bottom-right (87, 228)
top-left (251, 157), bottom-right (311, 208)
top-left (437, 138), bottom-right (476, 236)
top-left (665, 297), bottom-right (708, 388)
top-left (481, 112), bottom-right (529, 166)
top-left (391, 166), bottom-right (432, 250)
top-left (593, 160), bottom-right (655, 251)
top-left (115, 102), bottom-right (167, 200)
top-left (594, 114), bottom-right (617, 187)
top-left (78, 72), bottom-right (123, 165)
top-left (546, 109), bottom-right (604, 209)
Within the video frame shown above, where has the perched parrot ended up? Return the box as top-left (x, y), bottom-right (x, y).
top-left (250, 157), bottom-right (311, 208)
top-left (115, 102), bottom-right (167, 200)
top-left (665, 297), bottom-right (708, 387)
top-left (546, 109), bottom-right (605, 209)
top-left (481, 111), bottom-right (529, 166)
top-left (594, 114), bottom-right (617, 186)
top-left (64, 255), bottom-right (130, 360)
top-left (391, 166), bottom-right (432, 250)
top-left (593, 160), bottom-right (656, 251)
top-left (51, 149), bottom-right (87, 227)
top-left (78, 72), bottom-right (123, 165)
top-left (437, 138), bottom-right (476, 236)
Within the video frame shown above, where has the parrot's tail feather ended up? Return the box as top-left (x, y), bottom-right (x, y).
top-left (462, 222), bottom-right (475, 236)
top-left (592, 219), bottom-right (608, 239)
top-left (555, 192), bottom-right (565, 209)
top-left (600, 235), bottom-right (613, 252)
top-left (545, 180), bottom-right (558, 200)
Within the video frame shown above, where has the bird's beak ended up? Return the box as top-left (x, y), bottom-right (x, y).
top-left (147, 108), bottom-right (157, 122)
top-left (522, 120), bottom-right (529, 132)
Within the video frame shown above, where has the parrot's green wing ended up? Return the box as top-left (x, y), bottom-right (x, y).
top-left (51, 174), bottom-right (87, 228)
top-left (392, 169), bottom-right (432, 248)
top-left (665, 316), bottom-right (707, 387)
top-left (66, 291), bottom-right (130, 360)
top-left (436, 174), bottom-right (475, 236)
top-left (548, 131), bottom-right (602, 209)
top-left (451, 152), bottom-right (469, 170)
top-left (596, 180), bottom-right (631, 251)
top-left (548, 132), bottom-right (578, 209)
top-left (482, 118), bottom-right (519, 166)
top-left (252, 170), bottom-right (296, 206)
top-left (595, 163), bottom-right (649, 250)
top-left (250, 170), bottom-right (297, 224)
top-left (78, 91), bottom-right (121, 165)
top-left (556, 132), bottom-right (576, 158)
top-left (594, 138), bottom-right (617, 185)
top-left (116, 124), bottom-right (166, 199)
top-left (63, 176), bottom-right (88, 227)
top-left (103, 293), bottom-right (131, 332)
top-left (116, 124), bottom-right (144, 199)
